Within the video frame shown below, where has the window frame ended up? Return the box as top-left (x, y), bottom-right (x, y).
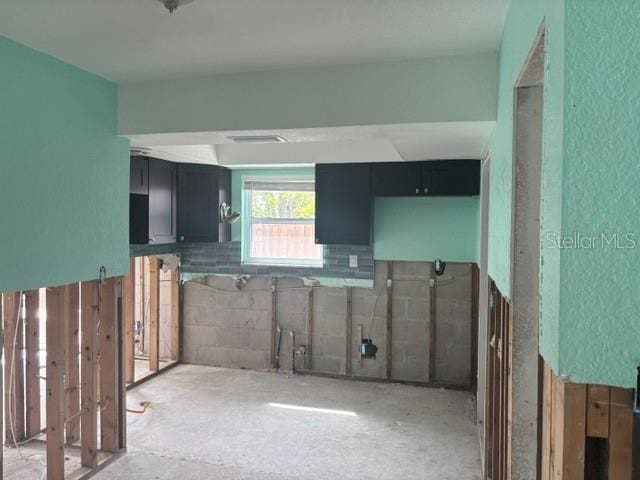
top-left (241, 175), bottom-right (324, 268)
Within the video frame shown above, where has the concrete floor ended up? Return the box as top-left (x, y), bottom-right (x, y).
top-left (96, 365), bottom-right (481, 480)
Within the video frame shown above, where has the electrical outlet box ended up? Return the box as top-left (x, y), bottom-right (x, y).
top-left (349, 255), bottom-right (358, 268)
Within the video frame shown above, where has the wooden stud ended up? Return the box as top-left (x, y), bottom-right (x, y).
top-left (66, 282), bottom-right (81, 445)
top-left (24, 289), bottom-right (41, 438)
top-left (170, 266), bottom-right (180, 362)
top-left (46, 286), bottom-right (67, 480)
top-left (124, 258), bottom-right (135, 383)
top-left (540, 363), bottom-right (553, 480)
top-left (491, 288), bottom-right (501, 479)
top-left (81, 281), bottom-right (99, 468)
top-left (99, 277), bottom-right (119, 453)
top-left (558, 379), bottom-right (587, 479)
top-left (0, 295), bottom-right (5, 477)
top-left (149, 256), bottom-right (160, 372)
top-left (385, 261), bottom-right (393, 380)
top-left (116, 278), bottom-right (127, 451)
top-left (504, 299), bottom-right (513, 480)
top-left (357, 324), bottom-right (363, 369)
top-left (586, 385), bottom-right (610, 439)
top-left (345, 287), bottom-right (352, 377)
top-left (4, 291), bottom-right (25, 444)
top-left (306, 287), bottom-right (313, 370)
top-left (484, 284), bottom-right (495, 478)
top-left (270, 277), bottom-right (277, 368)
top-left (470, 264), bottom-right (479, 394)
top-left (428, 263), bottom-right (436, 382)
top-left (608, 387), bottom-right (633, 480)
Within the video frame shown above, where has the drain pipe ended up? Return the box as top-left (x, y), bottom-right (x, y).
top-left (289, 329), bottom-right (296, 373)
top-left (275, 326), bottom-right (283, 371)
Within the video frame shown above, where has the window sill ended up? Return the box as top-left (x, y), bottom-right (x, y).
top-left (241, 262), bottom-right (324, 269)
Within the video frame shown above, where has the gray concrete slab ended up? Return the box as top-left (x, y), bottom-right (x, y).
top-left (95, 364), bottom-right (481, 480)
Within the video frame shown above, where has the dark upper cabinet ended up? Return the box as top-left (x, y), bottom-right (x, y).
top-left (129, 156), bottom-right (176, 245)
top-left (148, 158), bottom-right (177, 244)
top-left (130, 156), bottom-right (149, 194)
top-left (315, 163), bottom-right (371, 245)
top-left (177, 164), bottom-right (231, 243)
top-left (421, 159), bottom-right (480, 196)
top-left (371, 162), bottom-right (423, 196)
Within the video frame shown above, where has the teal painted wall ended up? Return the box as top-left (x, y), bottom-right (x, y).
top-left (373, 197), bottom-right (478, 262)
top-left (0, 37), bottom-right (129, 293)
top-left (232, 168), bottom-right (478, 263)
top-left (118, 53), bottom-right (497, 135)
top-left (491, 0), bottom-right (640, 387)
top-left (487, 0), bottom-right (566, 372)
top-left (555, 0), bottom-right (640, 387)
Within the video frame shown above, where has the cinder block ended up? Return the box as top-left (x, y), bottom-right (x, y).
top-left (406, 299), bottom-right (429, 321)
top-left (311, 356), bottom-right (342, 374)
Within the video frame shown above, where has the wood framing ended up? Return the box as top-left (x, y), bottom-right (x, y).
top-left (428, 263), bottom-right (436, 382)
top-left (270, 277), bottom-right (277, 368)
top-left (66, 282), bottom-right (81, 445)
top-left (81, 280), bottom-right (99, 468)
top-left (24, 289), bottom-right (41, 438)
top-left (170, 266), bottom-right (180, 361)
top-left (470, 264), bottom-right (479, 394)
top-left (148, 256), bottom-right (160, 372)
top-left (541, 364), bottom-right (634, 480)
top-left (4, 290), bottom-right (25, 444)
top-left (345, 287), bottom-right (352, 377)
top-left (0, 295), bottom-right (5, 477)
top-left (99, 277), bottom-right (119, 453)
top-left (124, 258), bottom-right (135, 383)
top-left (385, 261), bottom-right (393, 380)
top-left (46, 286), bottom-right (67, 479)
top-left (484, 280), bottom-right (513, 480)
top-left (306, 286), bottom-right (314, 370)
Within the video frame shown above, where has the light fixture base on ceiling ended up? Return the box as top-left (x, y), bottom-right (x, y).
top-left (158, 0), bottom-right (194, 14)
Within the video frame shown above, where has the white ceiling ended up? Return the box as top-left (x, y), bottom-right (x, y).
top-left (127, 121), bottom-right (494, 165)
top-left (1, 0), bottom-right (508, 83)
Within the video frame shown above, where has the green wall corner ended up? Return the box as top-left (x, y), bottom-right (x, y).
top-left (0, 36), bottom-right (129, 293)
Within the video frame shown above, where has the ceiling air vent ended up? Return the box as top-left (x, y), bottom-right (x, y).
top-left (227, 135), bottom-right (287, 144)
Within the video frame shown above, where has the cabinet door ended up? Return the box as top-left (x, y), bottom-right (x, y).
top-left (130, 156), bottom-right (149, 194)
top-left (148, 158), bottom-right (177, 244)
top-left (371, 162), bottom-right (422, 196)
top-left (315, 163), bottom-right (371, 245)
top-left (421, 159), bottom-right (480, 196)
top-left (177, 164), bottom-right (219, 242)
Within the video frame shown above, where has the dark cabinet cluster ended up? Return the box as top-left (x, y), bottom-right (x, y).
top-left (315, 159), bottom-right (480, 246)
top-left (129, 156), bottom-right (231, 245)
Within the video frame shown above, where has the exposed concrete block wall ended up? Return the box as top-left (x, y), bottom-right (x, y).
top-left (181, 261), bottom-right (473, 386)
top-left (182, 275), bottom-right (273, 370)
top-left (432, 263), bottom-right (472, 386)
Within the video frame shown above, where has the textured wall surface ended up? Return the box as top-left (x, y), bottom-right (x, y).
top-left (374, 197), bottom-right (479, 263)
top-left (490, 0), bottom-right (640, 388)
top-left (181, 261), bottom-right (473, 386)
top-left (555, 0), bottom-right (640, 387)
top-left (0, 36), bottom-right (129, 293)
top-left (118, 53), bottom-right (497, 135)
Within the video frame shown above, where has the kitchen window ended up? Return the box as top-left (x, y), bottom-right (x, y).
top-left (242, 178), bottom-right (323, 267)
